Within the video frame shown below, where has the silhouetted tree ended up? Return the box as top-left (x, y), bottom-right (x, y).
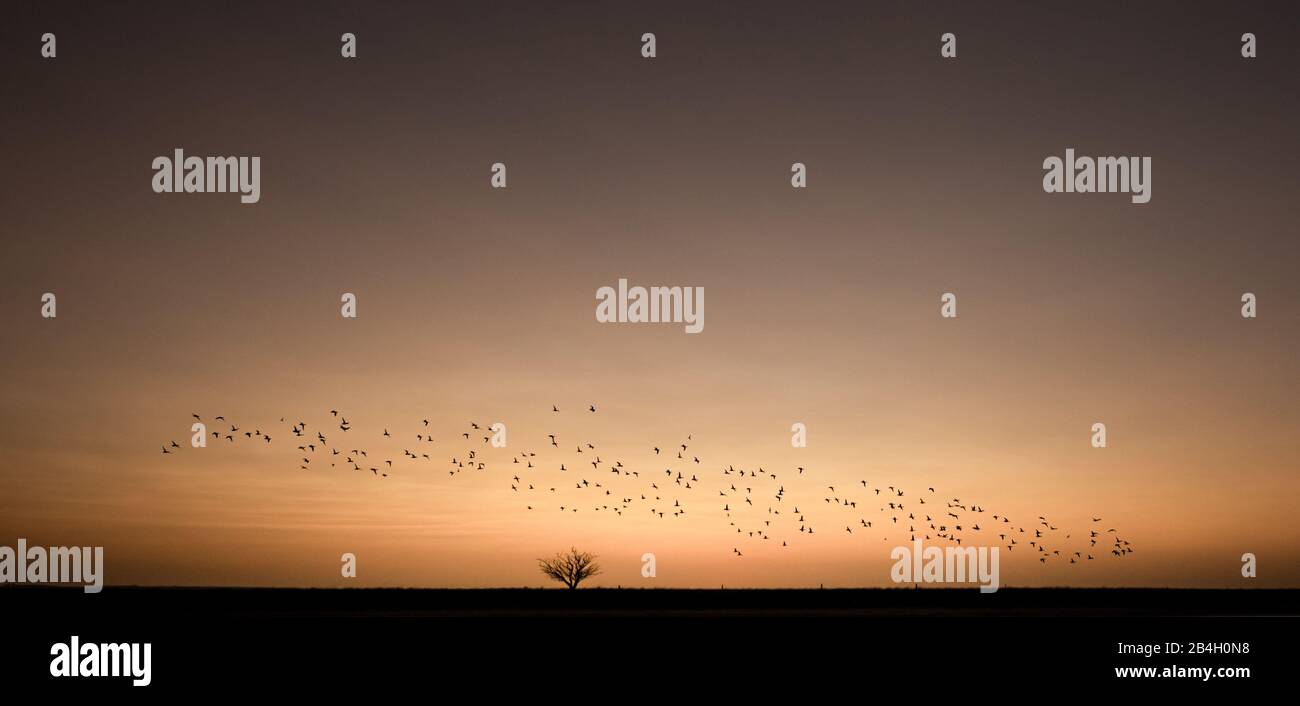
top-left (538, 547), bottom-right (602, 589)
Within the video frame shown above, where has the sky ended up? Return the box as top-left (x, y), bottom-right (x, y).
top-left (1, 1), bottom-right (1297, 589)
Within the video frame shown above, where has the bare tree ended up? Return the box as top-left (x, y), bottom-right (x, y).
top-left (538, 547), bottom-right (602, 589)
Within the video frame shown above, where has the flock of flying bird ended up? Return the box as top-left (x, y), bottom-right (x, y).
top-left (162, 405), bottom-right (1135, 565)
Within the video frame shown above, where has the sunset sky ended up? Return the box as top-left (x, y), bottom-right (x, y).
top-left (2, 1), bottom-right (1297, 589)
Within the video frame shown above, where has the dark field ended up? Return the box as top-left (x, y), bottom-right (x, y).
top-left (7, 585), bottom-right (1299, 618)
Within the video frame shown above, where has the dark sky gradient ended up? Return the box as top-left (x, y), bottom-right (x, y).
top-left (1, 1), bottom-right (1297, 588)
